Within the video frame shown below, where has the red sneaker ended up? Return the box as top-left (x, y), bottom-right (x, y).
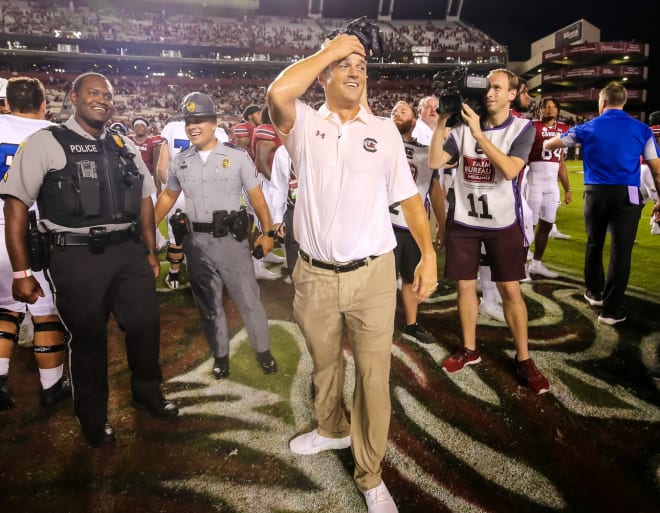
top-left (515, 357), bottom-right (550, 394)
top-left (442, 347), bottom-right (481, 373)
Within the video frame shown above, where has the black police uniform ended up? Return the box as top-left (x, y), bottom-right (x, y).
top-left (2, 117), bottom-right (177, 445)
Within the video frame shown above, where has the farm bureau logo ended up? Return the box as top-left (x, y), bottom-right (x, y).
top-left (463, 156), bottom-right (494, 183)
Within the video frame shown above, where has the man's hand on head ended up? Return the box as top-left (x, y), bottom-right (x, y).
top-left (322, 33), bottom-right (366, 60)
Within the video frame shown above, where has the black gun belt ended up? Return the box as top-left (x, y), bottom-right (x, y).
top-left (191, 222), bottom-right (216, 234)
top-left (49, 229), bottom-right (133, 246)
top-left (298, 250), bottom-right (379, 273)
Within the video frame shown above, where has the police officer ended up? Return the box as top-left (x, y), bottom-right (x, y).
top-left (154, 92), bottom-right (278, 379)
top-left (1, 72), bottom-right (178, 447)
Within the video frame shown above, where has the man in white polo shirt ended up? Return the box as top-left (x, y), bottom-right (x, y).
top-left (267, 33), bottom-right (437, 513)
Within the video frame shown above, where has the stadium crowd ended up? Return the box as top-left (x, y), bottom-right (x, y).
top-left (0, 0), bottom-right (503, 58)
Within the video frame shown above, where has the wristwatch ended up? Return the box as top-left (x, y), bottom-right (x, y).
top-left (265, 230), bottom-right (276, 238)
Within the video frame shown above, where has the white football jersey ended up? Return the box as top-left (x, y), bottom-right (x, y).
top-left (0, 115), bottom-right (53, 223)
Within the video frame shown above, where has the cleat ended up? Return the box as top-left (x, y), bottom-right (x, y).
top-left (0, 374), bottom-right (14, 410)
top-left (479, 299), bottom-right (505, 322)
top-left (165, 271), bottom-right (180, 290)
top-left (528, 260), bottom-right (559, 278)
top-left (40, 376), bottom-right (71, 407)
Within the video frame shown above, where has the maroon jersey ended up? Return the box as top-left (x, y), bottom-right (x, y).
top-left (528, 120), bottom-right (569, 164)
top-left (232, 121), bottom-right (255, 160)
top-left (128, 134), bottom-right (164, 175)
top-left (252, 123), bottom-right (282, 174)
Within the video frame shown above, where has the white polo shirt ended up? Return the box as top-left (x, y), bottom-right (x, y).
top-left (281, 101), bottom-right (417, 263)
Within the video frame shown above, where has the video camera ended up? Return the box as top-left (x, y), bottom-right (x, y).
top-left (326, 16), bottom-right (384, 58)
top-left (433, 67), bottom-right (489, 119)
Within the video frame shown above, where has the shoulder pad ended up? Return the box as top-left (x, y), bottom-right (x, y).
top-left (223, 141), bottom-right (247, 152)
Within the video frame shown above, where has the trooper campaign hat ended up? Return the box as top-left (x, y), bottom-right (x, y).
top-left (181, 92), bottom-right (216, 118)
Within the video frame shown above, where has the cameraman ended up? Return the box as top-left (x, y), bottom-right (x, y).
top-left (429, 68), bottom-right (550, 395)
top-left (267, 30), bottom-right (436, 513)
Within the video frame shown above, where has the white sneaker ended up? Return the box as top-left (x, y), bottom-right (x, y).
top-left (289, 429), bottom-right (351, 455)
top-left (479, 299), bottom-right (505, 322)
top-left (263, 252), bottom-right (285, 264)
top-left (528, 260), bottom-right (559, 278)
top-left (253, 258), bottom-right (278, 280)
top-left (549, 226), bottom-right (571, 239)
top-left (363, 481), bottom-right (398, 513)
top-left (520, 263), bottom-right (532, 283)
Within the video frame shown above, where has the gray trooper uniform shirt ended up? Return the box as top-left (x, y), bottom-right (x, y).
top-left (167, 140), bottom-right (270, 358)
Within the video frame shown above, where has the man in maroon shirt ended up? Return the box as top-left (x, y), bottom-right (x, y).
top-left (128, 117), bottom-right (164, 191)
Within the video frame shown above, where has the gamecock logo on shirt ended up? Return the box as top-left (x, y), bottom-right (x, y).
top-left (363, 138), bottom-right (378, 153)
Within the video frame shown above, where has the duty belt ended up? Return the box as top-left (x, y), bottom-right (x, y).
top-left (298, 250), bottom-right (378, 273)
top-left (191, 222), bottom-right (218, 234)
top-left (49, 228), bottom-right (133, 246)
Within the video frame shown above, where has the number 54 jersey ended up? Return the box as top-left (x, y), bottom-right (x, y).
top-left (528, 120), bottom-right (569, 182)
top-left (447, 116), bottom-right (534, 230)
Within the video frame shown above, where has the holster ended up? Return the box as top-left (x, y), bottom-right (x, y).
top-left (27, 210), bottom-right (47, 271)
top-left (212, 210), bottom-right (229, 238)
top-left (228, 208), bottom-right (249, 242)
top-left (169, 209), bottom-right (191, 245)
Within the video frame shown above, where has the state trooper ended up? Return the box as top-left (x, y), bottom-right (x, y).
top-left (154, 92), bottom-right (278, 379)
top-left (1, 72), bottom-right (178, 447)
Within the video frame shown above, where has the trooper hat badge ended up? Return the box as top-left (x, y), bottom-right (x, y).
top-left (181, 92), bottom-right (216, 118)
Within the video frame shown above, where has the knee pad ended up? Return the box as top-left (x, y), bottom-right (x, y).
top-left (33, 319), bottom-right (68, 343)
top-left (167, 242), bottom-right (185, 264)
top-left (33, 342), bottom-right (66, 354)
top-left (0, 309), bottom-right (23, 344)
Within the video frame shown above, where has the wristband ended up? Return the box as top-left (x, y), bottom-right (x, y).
top-left (12, 269), bottom-right (33, 279)
top-left (145, 248), bottom-right (158, 255)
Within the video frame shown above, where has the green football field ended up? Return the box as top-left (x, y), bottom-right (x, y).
top-left (531, 160), bottom-right (659, 297)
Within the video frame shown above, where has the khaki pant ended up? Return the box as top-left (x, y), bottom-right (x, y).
top-left (292, 251), bottom-right (396, 491)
